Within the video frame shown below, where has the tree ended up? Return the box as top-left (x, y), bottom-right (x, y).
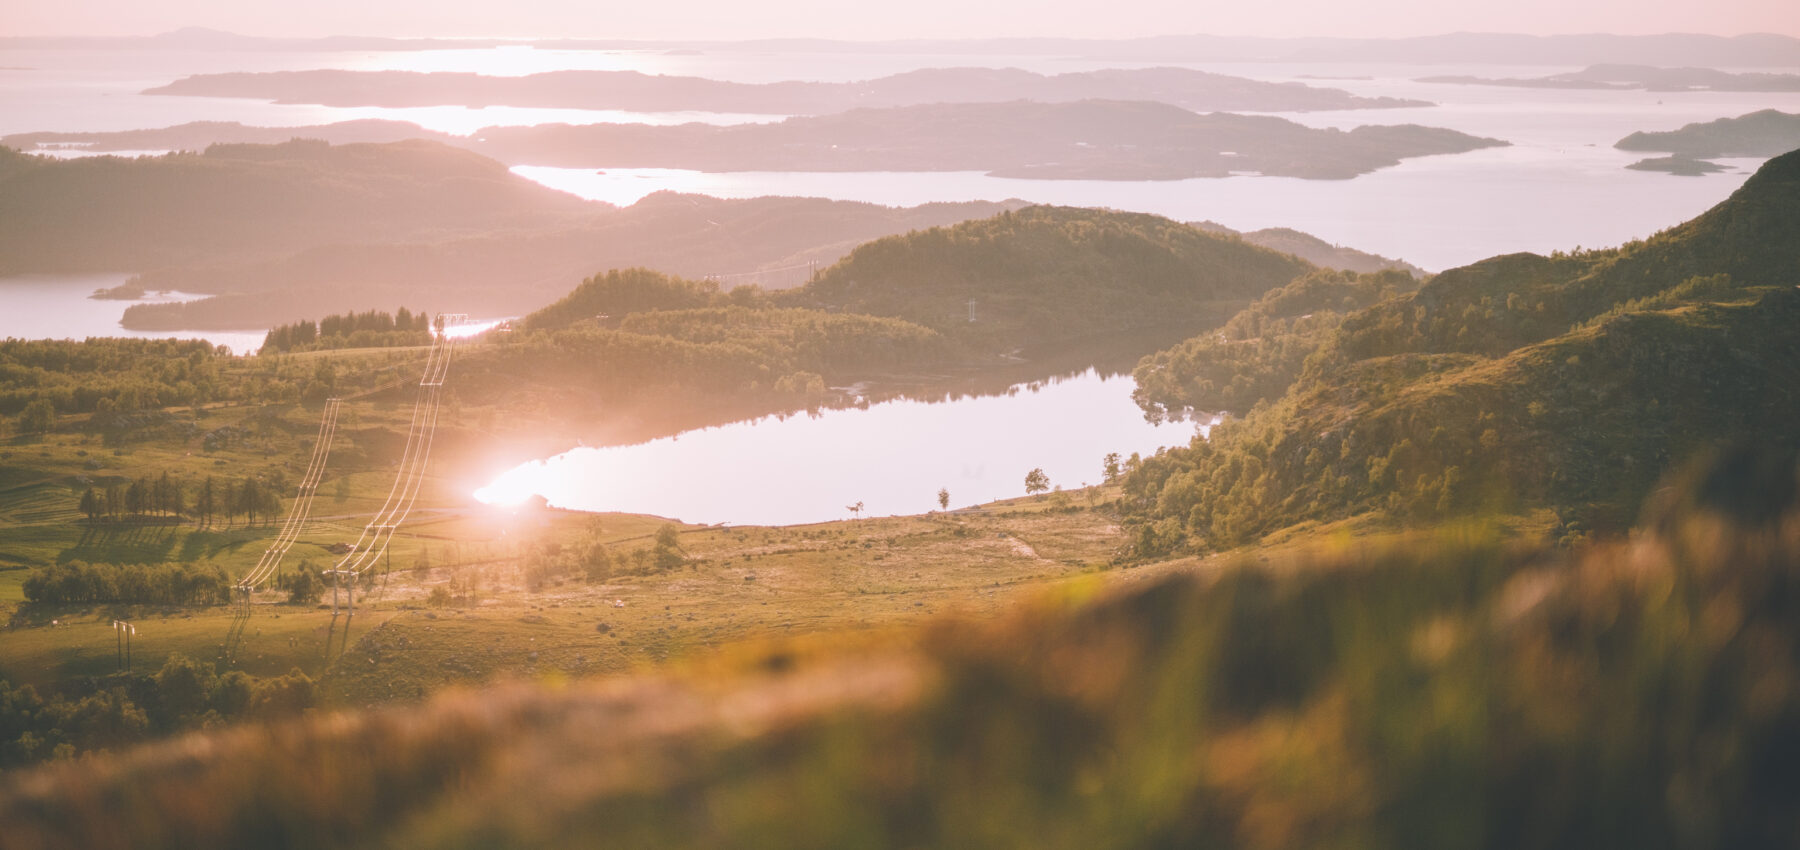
top-left (196, 476), bottom-right (216, 528)
top-left (78, 487), bottom-right (100, 521)
top-left (1103, 453), bottom-right (1122, 484)
top-left (652, 524), bottom-right (686, 571)
top-left (17, 399), bottom-right (55, 434)
top-left (125, 478), bottom-right (146, 519)
top-left (1025, 468), bottom-right (1050, 495)
top-left (847, 501), bottom-right (865, 520)
top-left (937, 487), bottom-right (950, 511)
top-left (282, 566), bottom-right (322, 606)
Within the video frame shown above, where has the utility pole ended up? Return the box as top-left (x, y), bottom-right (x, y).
top-left (114, 620), bottom-right (135, 671)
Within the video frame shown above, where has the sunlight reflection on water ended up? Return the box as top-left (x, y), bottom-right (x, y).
top-left (476, 369), bottom-right (1204, 526)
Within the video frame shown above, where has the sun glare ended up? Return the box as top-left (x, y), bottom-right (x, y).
top-left (472, 460), bottom-right (548, 508)
top-left (442, 318), bottom-right (508, 339)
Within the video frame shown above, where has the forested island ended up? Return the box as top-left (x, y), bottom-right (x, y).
top-left (5, 102), bottom-right (1506, 181)
top-left (143, 65), bottom-right (1429, 114)
top-left (462, 100), bottom-right (1505, 179)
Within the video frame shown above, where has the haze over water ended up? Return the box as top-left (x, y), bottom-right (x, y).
top-left (8, 47), bottom-right (1796, 273)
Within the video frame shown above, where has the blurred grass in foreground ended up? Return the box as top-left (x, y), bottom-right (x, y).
top-left (3, 449), bottom-right (1797, 850)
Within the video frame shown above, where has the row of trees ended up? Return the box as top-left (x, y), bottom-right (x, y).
top-left (77, 473), bottom-right (284, 527)
top-left (0, 338), bottom-right (229, 419)
top-left (21, 560), bottom-right (232, 606)
top-left (261, 307), bottom-right (435, 353)
top-left (0, 657), bottom-right (317, 768)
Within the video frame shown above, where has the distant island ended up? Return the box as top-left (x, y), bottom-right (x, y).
top-left (1612, 109), bottom-right (1800, 175)
top-left (144, 66), bottom-right (1430, 114)
top-left (460, 101), bottom-right (1505, 180)
top-left (1418, 64), bottom-right (1800, 92)
top-left (4, 102), bottom-right (1507, 181)
top-left (1615, 109), bottom-right (1800, 158)
top-left (1624, 156), bottom-right (1732, 176)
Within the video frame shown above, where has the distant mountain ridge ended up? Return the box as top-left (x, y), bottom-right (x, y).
top-left (144, 66), bottom-right (1428, 114)
top-left (5, 30), bottom-right (1797, 66)
top-left (1419, 64), bottom-right (1800, 91)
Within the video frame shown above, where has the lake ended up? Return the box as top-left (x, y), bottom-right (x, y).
top-left (475, 368), bottom-right (1199, 526)
top-left (0, 274), bottom-right (268, 354)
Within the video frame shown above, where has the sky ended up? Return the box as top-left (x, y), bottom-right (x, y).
top-left (5, 0), bottom-right (1798, 41)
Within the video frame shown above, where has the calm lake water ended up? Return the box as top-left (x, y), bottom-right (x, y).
top-left (476, 368), bottom-right (1198, 526)
top-left (0, 274), bottom-right (267, 354)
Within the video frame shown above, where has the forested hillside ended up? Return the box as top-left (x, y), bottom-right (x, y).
top-left (784, 206), bottom-right (1314, 353)
top-left (1120, 149), bottom-right (1800, 554)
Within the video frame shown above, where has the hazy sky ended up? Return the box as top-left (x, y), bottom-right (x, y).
top-left (7, 0), bottom-right (1798, 40)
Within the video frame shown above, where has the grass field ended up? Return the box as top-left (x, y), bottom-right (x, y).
top-left (0, 350), bottom-right (1177, 711)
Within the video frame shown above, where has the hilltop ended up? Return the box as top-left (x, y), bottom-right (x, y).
top-left (779, 206), bottom-right (1314, 350)
top-left (458, 206), bottom-right (1314, 442)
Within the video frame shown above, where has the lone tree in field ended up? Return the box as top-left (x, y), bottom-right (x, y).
top-left (848, 501), bottom-right (865, 520)
top-left (1025, 468), bottom-right (1050, 496)
top-left (937, 488), bottom-right (950, 511)
top-left (18, 398), bottom-right (55, 435)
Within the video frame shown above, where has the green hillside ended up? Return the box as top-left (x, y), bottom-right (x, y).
top-left (4, 450), bottom-right (1797, 850)
top-left (1120, 149), bottom-right (1800, 554)
top-left (785, 205), bottom-right (1314, 353)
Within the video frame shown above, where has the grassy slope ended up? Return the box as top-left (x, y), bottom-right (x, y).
top-left (1118, 147), bottom-right (1800, 550)
top-left (2, 452), bottom-right (1795, 849)
top-left (0, 333), bottom-right (1144, 707)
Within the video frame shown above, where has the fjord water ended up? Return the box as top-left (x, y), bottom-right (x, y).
top-left (8, 46), bottom-right (1798, 272)
top-left (0, 274), bottom-right (267, 353)
top-left (477, 368), bottom-right (1196, 526)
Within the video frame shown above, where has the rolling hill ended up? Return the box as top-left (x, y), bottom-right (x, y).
top-left (1121, 148), bottom-right (1800, 552)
